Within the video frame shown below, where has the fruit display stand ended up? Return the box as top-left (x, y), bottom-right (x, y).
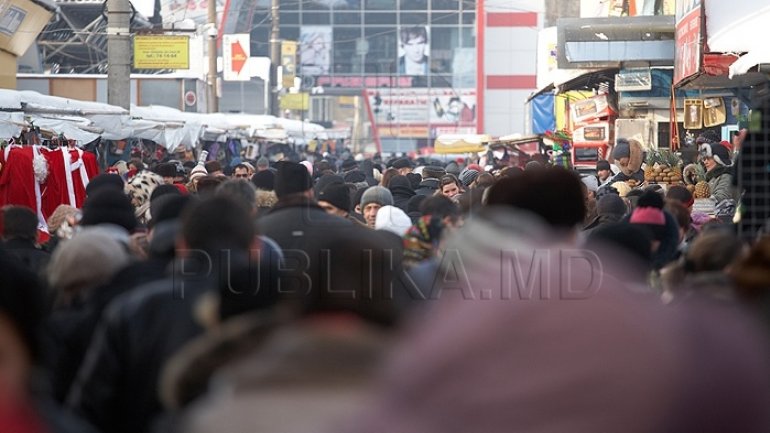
top-left (644, 149), bottom-right (684, 185)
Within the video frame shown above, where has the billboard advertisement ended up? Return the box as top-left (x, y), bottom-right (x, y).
top-left (367, 88), bottom-right (476, 138)
top-left (397, 25), bottom-right (430, 76)
top-left (300, 26), bottom-right (331, 76)
top-left (674, 0), bottom-right (702, 85)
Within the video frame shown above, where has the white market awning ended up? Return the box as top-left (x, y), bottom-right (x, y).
top-left (706, 2), bottom-right (770, 77)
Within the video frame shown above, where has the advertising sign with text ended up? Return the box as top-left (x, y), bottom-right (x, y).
top-left (674, 0), bottom-right (703, 85)
top-left (367, 88), bottom-right (476, 138)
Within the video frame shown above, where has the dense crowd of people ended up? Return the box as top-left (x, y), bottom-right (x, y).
top-left (2, 138), bottom-right (770, 433)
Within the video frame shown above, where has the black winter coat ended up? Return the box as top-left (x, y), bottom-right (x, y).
top-left (257, 197), bottom-right (354, 294)
top-left (1, 238), bottom-right (50, 278)
top-left (65, 262), bottom-right (216, 433)
top-left (391, 185), bottom-right (416, 213)
top-left (44, 259), bottom-right (169, 402)
top-left (415, 178), bottom-right (440, 196)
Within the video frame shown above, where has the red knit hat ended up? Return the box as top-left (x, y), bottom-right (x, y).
top-left (630, 207), bottom-right (665, 226)
top-left (629, 190), bottom-right (667, 241)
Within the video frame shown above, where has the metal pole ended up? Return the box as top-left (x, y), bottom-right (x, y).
top-left (269, 0), bottom-right (280, 116)
top-left (207, 0), bottom-right (218, 113)
top-left (107, 0), bottom-right (132, 109)
top-left (264, 79), bottom-right (269, 114)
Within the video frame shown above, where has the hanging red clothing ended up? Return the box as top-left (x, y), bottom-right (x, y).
top-left (0, 146), bottom-right (37, 213)
top-left (0, 146), bottom-right (53, 239)
top-left (43, 147), bottom-right (99, 211)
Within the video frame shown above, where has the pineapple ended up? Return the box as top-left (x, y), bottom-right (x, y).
top-left (658, 149), bottom-right (683, 184)
top-left (694, 181), bottom-right (710, 198)
top-left (690, 163), bottom-right (710, 198)
top-left (644, 149), bottom-right (662, 182)
top-left (644, 150), bottom-right (658, 182)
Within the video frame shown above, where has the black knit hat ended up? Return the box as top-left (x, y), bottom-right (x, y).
top-left (81, 189), bottom-right (138, 232)
top-left (318, 183), bottom-right (352, 212)
top-left (406, 172), bottom-right (422, 189)
top-left (274, 161), bottom-right (312, 198)
top-left (344, 170), bottom-right (366, 184)
top-left (388, 174), bottom-right (413, 191)
top-left (154, 162), bottom-right (177, 178)
top-left (341, 159), bottom-right (359, 172)
top-left (86, 173), bottom-right (124, 196)
top-left (251, 170), bottom-right (275, 191)
top-left (597, 193), bottom-right (627, 218)
top-left (612, 139), bottom-right (631, 160)
top-left (391, 158), bottom-right (413, 170)
top-left (314, 174), bottom-right (345, 196)
top-left (151, 194), bottom-right (194, 228)
top-left (150, 184), bottom-right (181, 203)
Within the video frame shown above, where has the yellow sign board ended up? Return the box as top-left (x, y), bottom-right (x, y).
top-left (339, 96), bottom-right (356, 106)
top-left (281, 41), bottom-right (297, 89)
top-left (133, 35), bottom-right (190, 69)
top-left (280, 93), bottom-right (309, 111)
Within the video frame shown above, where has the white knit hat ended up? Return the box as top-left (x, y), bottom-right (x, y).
top-left (375, 205), bottom-right (412, 236)
top-left (191, 150), bottom-right (209, 182)
top-left (190, 162), bottom-right (208, 182)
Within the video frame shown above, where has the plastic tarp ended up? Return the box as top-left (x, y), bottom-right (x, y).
top-left (273, 117), bottom-right (325, 139)
top-left (434, 134), bottom-right (492, 154)
top-left (0, 112), bottom-right (25, 138)
top-left (531, 94), bottom-right (555, 135)
top-left (0, 90), bottom-right (130, 143)
top-left (131, 105), bottom-right (206, 149)
top-left (19, 91), bottom-right (127, 115)
top-left (0, 90), bottom-right (23, 110)
top-left (224, 113), bottom-right (288, 140)
top-left (28, 115), bottom-right (101, 143)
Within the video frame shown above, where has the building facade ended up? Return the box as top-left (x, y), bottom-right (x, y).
top-left (220, 0), bottom-right (544, 152)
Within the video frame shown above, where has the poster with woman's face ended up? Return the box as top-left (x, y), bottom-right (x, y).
top-left (300, 26), bottom-right (332, 76)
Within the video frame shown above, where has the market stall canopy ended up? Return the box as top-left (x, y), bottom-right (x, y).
top-left (0, 90), bottom-right (23, 110)
top-left (434, 134), bottom-right (492, 154)
top-left (489, 134), bottom-right (543, 156)
top-left (0, 89), bottom-right (329, 150)
top-left (19, 91), bottom-right (128, 115)
top-left (0, 90), bottom-right (127, 143)
top-left (527, 68), bottom-right (619, 102)
top-left (274, 117), bottom-right (325, 139)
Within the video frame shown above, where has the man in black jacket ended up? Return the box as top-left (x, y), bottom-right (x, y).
top-left (389, 175), bottom-right (416, 213)
top-left (66, 197), bottom-right (264, 433)
top-left (1, 206), bottom-right (49, 277)
top-left (258, 161), bottom-right (355, 297)
top-left (414, 166), bottom-right (445, 196)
